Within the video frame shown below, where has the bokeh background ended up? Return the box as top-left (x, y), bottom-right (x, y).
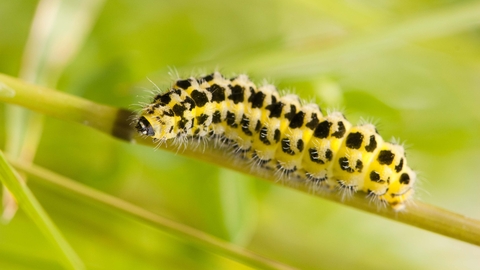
top-left (1, 0), bottom-right (480, 269)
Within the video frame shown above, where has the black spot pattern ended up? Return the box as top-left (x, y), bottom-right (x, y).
top-left (289, 112), bottom-right (305, 129)
top-left (284, 105), bottom-right (297, 121)
top-left (248, 91), bottom-right (266, 109)
top-left (400, 173), bottom-right (410, 185)
top-left (228, 85), bottom-right (244, 104)
top-left (226, 111), bottom-right (238, 128)
top-left (332, 121), bottom-right (346, 138)
top-left (212, 111), bottom-right (221, 123)
top-left (314, 121), bottom-right (332, 139)
top-left (266, 102), bottom-right (284, 118)
top-left (378, 150), bottom-right (395, 165)
top-left (259, 127), bottom-right (270, 145)
top-left (346, 132), bottom-right (364, 149)
top-left (208, 84), bottom-right (226, 103)
top-left (172, 104), bottom-right (187, 116)
top-left (365, 135), bottom-right (377, 152)
top-left (306, 113), bottom-right (320, 130)
top-left (395, 158), bottom-right (404, 173)
top-left (196, 114), bottom-right (209, 125)
top-left (191, 90), bottom-right (209, 107)
top-left (176, 79), bottom-right (191, 89)
top-left (297, 139), bottom-right (304, 152)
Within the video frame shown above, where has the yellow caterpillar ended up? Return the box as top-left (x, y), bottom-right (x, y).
top-left (135, 72), bottom-right (415, 211)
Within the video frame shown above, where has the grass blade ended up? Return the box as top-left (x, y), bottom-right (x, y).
top-left (0, 151), bottom-right (84, 270)
top-left (9, 159), bottom-right (295, 270)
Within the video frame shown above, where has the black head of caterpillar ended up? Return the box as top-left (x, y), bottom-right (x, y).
top-left (135, 72), bottom-right (416, 211)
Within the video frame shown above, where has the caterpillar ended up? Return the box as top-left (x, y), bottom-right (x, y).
top-left (135, 72), bottom-right (416, 211)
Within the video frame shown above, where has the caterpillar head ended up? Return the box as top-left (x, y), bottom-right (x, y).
top-left (135, 102), bottom-right (178, 141)
top-left (136, 116), bottom-right (155, 136)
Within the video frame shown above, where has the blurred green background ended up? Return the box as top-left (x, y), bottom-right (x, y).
top-left (1, 0), bottom-right (480, 269)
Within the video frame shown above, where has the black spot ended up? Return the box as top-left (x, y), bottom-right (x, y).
top-left (172, 104), bottom-right (187, 116)
top-left (365, 135), bottom-right (377, 152)
top-left (271, 95), bottom-right (277, 104)
top-left (284, 105), bottom-right (297, 121)
top-left (378, 150), bottom-right (395, 165)
top-left (346, 132), bottom-right (364, 149)
top-left (289, 112), bottom-right (305, 129)
top-left (241, 115), bottom-right (252, 136)
top-left (297, 139), bottom-right (304, 152)
top-left (194, 128), bottom-right (201, 136)
top-left (182, 96), bottom-right (196, 110)
top-left (178, 118), bottom-right (188, 129)
top-left (265, 102), bottom-right (284, 118)
top-left (174, 89), bottom-right (182, 95)
top-left (274, 129), bottom-right (281, 142)
top-left (395, 158), bottom-right (404, 173)
top-left (212, 111), bottom-right (222, 123)
top-left (306, 113), bottom-right (320, 130)
top-left (135, 116), bottom-right (155, 136)
top-left (202, 74), bottom-right (214, 82)
top-left (191, 90), bottom-right (209, 107)
top-left (176, 79), bottom-right (191, 89)
top-left (226, 111), bottom-right (237, 127)
top-left (196, 114), bottom-right (209, 125)
top-left (309, 148), bottom-right (324, 164)
top-left (400, 173), bottom-right (410, 185)
top-left (255, 120), bottom-right (261, 132)
top-left (313, 121), bottom-right (332, 139)
top-left (370, 171), bottom-right (381, 182)
top-left (153, 94), bottom-right (162, 102)
top-left (282, 139), bottom-right (295, 155)
top-left (339, 157), bottom-right (354, 173)
top-left (163, 109), bottom-right (174, 117)
top-left (332, 121), bottom-right (346, 138)
top-left (248, 91), bottom-right (266, 108)
top-left (228, 85), bottom-right (244, 104)
top-left (325, 149), bottom-right (333, 161)
top-left (259, 127), bottom-right (270, 145)
top-left (356, 159), bottom-right (363, 172)
top-left (207, 84), bottom-right (226, 103)
top-left (159, 93), bottom-right (172, 105)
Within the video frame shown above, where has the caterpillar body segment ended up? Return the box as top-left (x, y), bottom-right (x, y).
top-left (135, 72), bottom-right (416, 211)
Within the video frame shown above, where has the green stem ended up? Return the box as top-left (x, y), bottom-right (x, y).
top-left (1, 73), bottom-right (480, 248)
top-left (0, 73), bottom-right (134, 140)
top-left (8, 159), bottom-right (295, 270)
